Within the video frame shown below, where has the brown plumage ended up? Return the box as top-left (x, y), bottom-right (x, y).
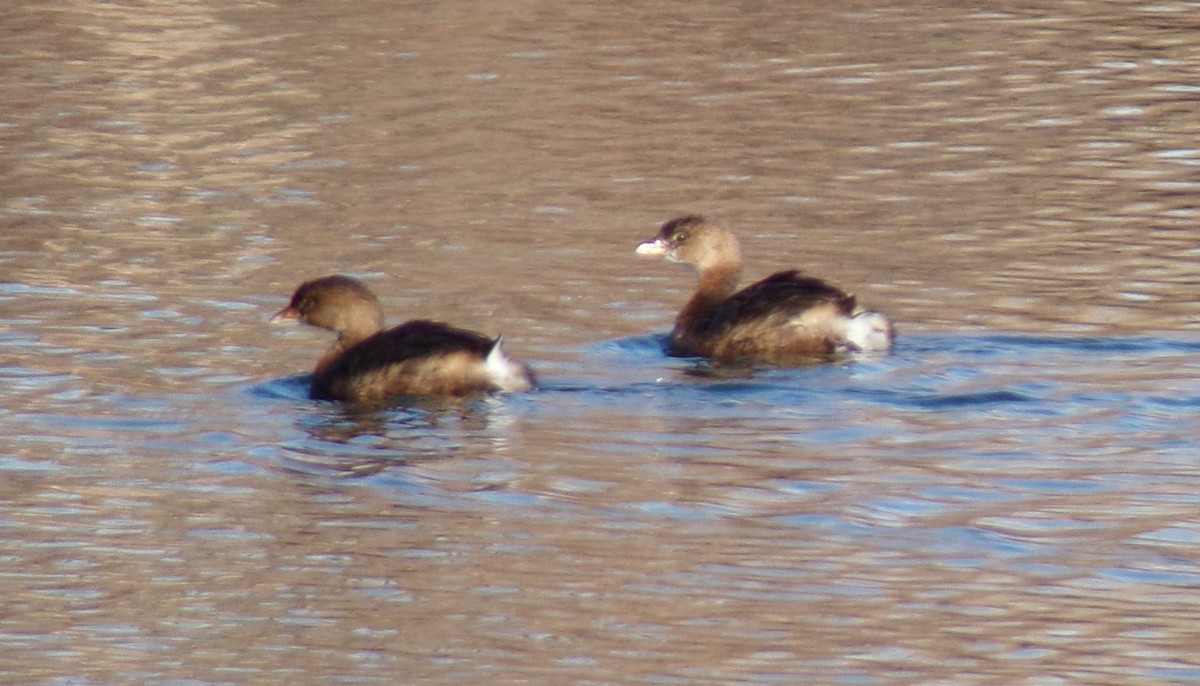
top-left (636, 215), bottom-right (894, 364)
top-left (272, 275), bottom-right (535, 402)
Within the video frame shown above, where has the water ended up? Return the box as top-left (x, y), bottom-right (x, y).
top-left (4, 1), bottom-right (1200, 683)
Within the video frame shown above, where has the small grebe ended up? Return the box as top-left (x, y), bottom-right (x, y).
top-left (272, 275), bottom-right (535, 402)
top-left (636, 215), bottom-right (894, 363)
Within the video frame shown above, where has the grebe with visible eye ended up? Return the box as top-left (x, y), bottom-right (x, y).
top-left (636, 215), bottom-right (894, 363)
top-left (272, 275), bottom-right (535, 402)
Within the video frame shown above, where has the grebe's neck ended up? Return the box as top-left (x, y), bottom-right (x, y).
top-left (676, 261), bottom-right (741, 332)
top-left (315, 312), bottom-right (382, 377)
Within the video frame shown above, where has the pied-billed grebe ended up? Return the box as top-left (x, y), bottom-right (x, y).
top-left (636, 215), bottom-right (894, 363)
top-left (272, 275), bottom-right (535, 402)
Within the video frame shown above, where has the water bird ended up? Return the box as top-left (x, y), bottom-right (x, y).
top-left (272, 275), bottom-right (535, 402)
top-left (636, 215), bottom-right (894, 363)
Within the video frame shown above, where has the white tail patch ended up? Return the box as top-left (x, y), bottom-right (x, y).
top-left (484, 338), bottom-right (536, 392)
top-left (840, 311), bottom-right (895, 353)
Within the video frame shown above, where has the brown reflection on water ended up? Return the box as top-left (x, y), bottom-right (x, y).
top-left (3, 0), bottom-right (1200, 683)
top-left (5, 448), bottom-right (1199, 683)
top-left (223, 0), bottom-right (1200, 341)
top-left (5, 1), bottom-right (1200, 356)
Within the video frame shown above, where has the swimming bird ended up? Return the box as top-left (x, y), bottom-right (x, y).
top-left (636, 215), bottom-right (893, 363)
top-left (272, 275), bottom-right (535, 402)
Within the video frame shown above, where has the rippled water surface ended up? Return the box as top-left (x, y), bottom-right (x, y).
top-left (4, 1), bottom-right (1200, 683)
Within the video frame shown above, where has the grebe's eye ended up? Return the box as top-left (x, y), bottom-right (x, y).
top-left (672, 231), bottom-right (688, 242)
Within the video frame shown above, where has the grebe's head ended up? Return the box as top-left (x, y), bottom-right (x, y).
top-left (636, 215), bottom-right (741, 273)
top-left (272, 275), bottom-right (385, 340)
